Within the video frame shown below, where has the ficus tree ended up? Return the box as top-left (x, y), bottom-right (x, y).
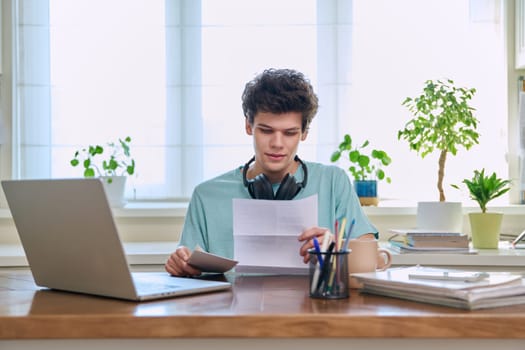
top-left (399, 79), bottom-right (479, 202)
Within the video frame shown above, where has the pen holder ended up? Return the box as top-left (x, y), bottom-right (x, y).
top-left (308, 249), bottom-right (349, 299)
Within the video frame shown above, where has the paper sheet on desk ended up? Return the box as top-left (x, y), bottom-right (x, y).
top-left (233, 195), bottom-right (317, 272)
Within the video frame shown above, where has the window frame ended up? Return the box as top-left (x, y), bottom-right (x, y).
top-left (0, 0), bottom-right (523, 208)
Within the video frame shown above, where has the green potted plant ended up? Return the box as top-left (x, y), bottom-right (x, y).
top-left (70, 136), bottom-right (136, 207)
top-left (331, 134), bottom-right (392, 206)
top-left (399, 79), bottom-right (479, 232)
top-left (452, 169), bottom-right (511, 249)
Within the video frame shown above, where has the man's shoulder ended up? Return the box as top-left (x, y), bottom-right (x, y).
top-left (302, 161), bottom-right (350, 189)
top-left (195, 167), bottom-right (241, 189)
top-left (304, 161), bottom-right (346, 176)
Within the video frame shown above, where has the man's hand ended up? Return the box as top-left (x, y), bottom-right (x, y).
top-left (164, 246), bottom-right (202, 277)
top-left (298, 227), bottom-right (333, 264)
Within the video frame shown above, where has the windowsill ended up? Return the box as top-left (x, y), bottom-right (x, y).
top-left (2, 200), bottom-right (524, 219)
top-left (0, 241), bottom-right (177, 267)
top-left (2, 240), bottom-right (525, 270)
top-left (364, 200), bottom-right (525, 216)
top-left (0, 201), bottom-right (189, 219)
top-left (1, 200), bottom-right (524, 267)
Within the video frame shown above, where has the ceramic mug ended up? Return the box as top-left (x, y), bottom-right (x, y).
top-left (347, 238), bottom-right (392, 288)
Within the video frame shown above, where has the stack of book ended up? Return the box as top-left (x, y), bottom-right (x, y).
top-left (351, 266), bottom-right (525, 310)
top-left (388, 229), bottom-right (473, 254)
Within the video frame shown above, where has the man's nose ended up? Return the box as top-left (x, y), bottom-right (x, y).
top-left (270, 132), bottom-right (284, 147)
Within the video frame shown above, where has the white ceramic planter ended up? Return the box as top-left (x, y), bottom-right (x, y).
top-left (416, 201), bottom-right (463, 233)
top-left (101, 176), bottom-right (127, 207)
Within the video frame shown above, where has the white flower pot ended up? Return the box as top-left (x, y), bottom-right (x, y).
top-left (416, 201), bottom-right (463, 233)
top-left (101, 176), bottom-right (127, 207)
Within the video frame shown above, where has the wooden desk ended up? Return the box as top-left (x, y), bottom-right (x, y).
top-left (1, 268), bottom-right (525, 350)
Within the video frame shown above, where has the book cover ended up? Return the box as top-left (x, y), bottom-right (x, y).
top-left (407, 234), bottom-right (469, 248)
top-left (407, 234), bottom-right (468, 241)
top-left (389, 229), bottom-right (462, 236)
top-left (388, 241), bottom-right (476, 254)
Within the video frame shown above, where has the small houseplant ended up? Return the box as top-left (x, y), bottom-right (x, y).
top-left (70, 136), bottom-right (135, 183)
top-left (70, 136), bottom-right (136, 207)
top-left (399, 79), bottom-right (479, 202)
top-left (331, 134), bottom-right (392, 206)
top-left (453, 168), bottom-right (511, 214)
top-left (452, 169), bottom-right (511, 248)
top-left (399, 79), bottom-right (479, 231)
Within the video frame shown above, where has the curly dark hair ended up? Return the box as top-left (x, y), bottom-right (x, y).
top-left (241, 68), bottom-right (319, 133)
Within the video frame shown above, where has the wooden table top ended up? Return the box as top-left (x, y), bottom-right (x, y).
top-left (1, 268), bottom-right (525, 339)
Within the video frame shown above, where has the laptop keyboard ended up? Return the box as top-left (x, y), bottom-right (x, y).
top-left (135, 281), bottom-right (183, 295)
top-left (132, 273), bottom-right (185, 294)
top-left (131, 272), bottom-right (230, 298)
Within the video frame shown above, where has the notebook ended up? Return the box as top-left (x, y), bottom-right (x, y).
top-left (1, 178), bottom-right (232, 301)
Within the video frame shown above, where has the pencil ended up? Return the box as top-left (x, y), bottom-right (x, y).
top-left (338, 218), bottom-right (347, 252)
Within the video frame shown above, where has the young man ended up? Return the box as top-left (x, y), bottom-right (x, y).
top-left (165, 68), bottom-right (377, 277)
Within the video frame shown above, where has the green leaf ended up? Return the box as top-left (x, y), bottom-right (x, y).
top-left (349, 150), bottom-right (360, 163)
top-left (108, 158), bottom-right (118, 171)
top-left (84, 168), bottom-right (95, 178)
top-left (357, 155), bottom-right (370, 168)
top-left (330, 151), bottom-right (341, 162)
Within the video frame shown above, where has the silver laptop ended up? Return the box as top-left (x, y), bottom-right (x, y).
top-left (1, 178), bottom-right (231, 301)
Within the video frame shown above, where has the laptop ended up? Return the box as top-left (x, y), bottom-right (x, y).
top-left (1, 178), bottom-right (232, 301)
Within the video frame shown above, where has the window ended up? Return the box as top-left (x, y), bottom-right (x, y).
top-left (9, 0), bottom-right (509, 204)
top-left (348, 0), bottom-right (507, 203)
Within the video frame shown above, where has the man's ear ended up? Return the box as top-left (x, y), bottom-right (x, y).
top-left (301, 130), bottom-right (308, 141)
top-left (245, 119), bottom-right (253, 135)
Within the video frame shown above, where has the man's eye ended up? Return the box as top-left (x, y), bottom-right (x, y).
top-left (260, 129), bottom-right (273, 134)
top-left (285, 131), bottom-right (299, 136)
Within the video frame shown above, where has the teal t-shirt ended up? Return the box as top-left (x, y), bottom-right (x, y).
top-left (179, 161), bottom-right (378, 259)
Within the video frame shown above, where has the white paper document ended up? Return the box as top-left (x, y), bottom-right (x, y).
top-left (233, 194), bottom-right (318, 273)
top-left (351, 266), bottom-right (525, 310)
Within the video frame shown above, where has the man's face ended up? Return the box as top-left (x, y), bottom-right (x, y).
top-left (245, 111), bottom-right (308, 183)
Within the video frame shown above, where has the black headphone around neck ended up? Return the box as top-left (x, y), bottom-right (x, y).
top-left (242, 155), bottom-right (308, 200)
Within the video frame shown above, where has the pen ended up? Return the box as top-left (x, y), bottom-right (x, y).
top-left (327, 252), bottom-right (338, 292)
top-left (334, 220), bottom-right (339, 250)
top-left (511, 229), bottom-right (525, 248)
top-left (337, 218), bottom-right (347, 251)
top-left (310, 237), bottom-right (323, 294)
top-left (312, 237), bottom-right (324, 267)
top-left (340, 218), bottom-right (356, 252)
top-left (320, 229), bottom-right (332, 252)
top-left (318, 241), bottom-right (335, 293)
top-left (330, 218), bottom-right (346, 287)
top-left (313, 231), bottom-right (332, 294)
